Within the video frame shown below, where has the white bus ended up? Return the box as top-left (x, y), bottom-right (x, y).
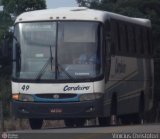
top-left (11, 7), bottom-right (154, 129)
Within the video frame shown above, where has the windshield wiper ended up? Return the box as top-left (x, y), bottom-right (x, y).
top-left (51, 45), bottom-right (74, 80)
top-left (36, 57), bottom-right (51, 80)
top-left (56, 62), bottom-right (74, 80)
top-left (36, 45), bottom-right (74, 81)
top-left (36, 46), bottom-right (53, 80)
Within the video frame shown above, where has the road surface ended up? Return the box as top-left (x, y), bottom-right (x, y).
top-left (7, 124), bottom-right (160, 139)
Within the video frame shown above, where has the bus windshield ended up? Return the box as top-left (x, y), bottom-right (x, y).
top-left (12, 21), bottom-right (102, 81)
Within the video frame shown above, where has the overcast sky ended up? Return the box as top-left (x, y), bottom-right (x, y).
top-left (46, 0), bottom-right (78, 9)
top-left (0, 0), bottom-right (78, 11)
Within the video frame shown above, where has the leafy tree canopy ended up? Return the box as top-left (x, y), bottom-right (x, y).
top-left (0, 0), bottom-right (46, 40)
top-left (2, 0), bottom-right (46, 16)
top-left (0, 0), bottom-right (46, 51)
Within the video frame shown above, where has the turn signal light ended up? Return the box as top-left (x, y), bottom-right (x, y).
top-left (12, 94), bottom-right (19, 100)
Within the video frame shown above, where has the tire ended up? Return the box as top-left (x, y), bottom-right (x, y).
top-left (110, 93), bottom-right (118, 126)
top-left (29, 118), bottom-right (43, 129)
top-left (146, 96), bottom-right (159, 123)
top-left (133, 92), bottom-right (145, 124)
top-left (64, 119), bottom-right (75, 127)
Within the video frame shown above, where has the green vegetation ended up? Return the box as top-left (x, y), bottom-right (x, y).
top-left (0, 0), bottom-right (46, 122)
top-left (2, 0), bottom-right (46, 16)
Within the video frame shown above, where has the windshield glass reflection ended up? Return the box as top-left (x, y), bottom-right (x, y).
top-left (13, 21), bottom-right (102, 81)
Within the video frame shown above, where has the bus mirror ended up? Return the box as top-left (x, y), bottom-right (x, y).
top-left (1, 37), bottom-right (9, 58)
top-left (15, 42), bottom-right (21, 72)
top-left (106, 35), bottom-right (115, 55)
top-left (16, 42), bottom-right (21, 58)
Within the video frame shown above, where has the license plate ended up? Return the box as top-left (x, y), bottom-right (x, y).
top-left (50, 108), bottom-right (62, 113)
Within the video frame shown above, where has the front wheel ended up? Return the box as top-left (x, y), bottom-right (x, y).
top-left (29, 118), bottom-right (43, 129)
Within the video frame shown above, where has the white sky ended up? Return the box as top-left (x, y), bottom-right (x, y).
top-left (46, 0), bottom-right (78, 9)
top-left (0, 1), bottom-right (78, 12)
top-left (0, 6), bottom-right (3, 11)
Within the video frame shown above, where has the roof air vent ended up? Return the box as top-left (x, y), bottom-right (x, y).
top-left (71, 7), bottom-right (88, 11)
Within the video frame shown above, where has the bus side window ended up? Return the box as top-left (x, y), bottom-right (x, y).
top-left (110, 19), bottom-right (119, 55)
top-left (119, 22), bottom-right (127, 53)
top-left (127, 24), bottom-right (135, 55)
top-left (140, 28), bottom-right (144, 54)
top-left (147, 28), bottom-right (152, 55)
top-left (142, 28), bottom-right (148, 55)
top-left (105, 21), bottom-right (111, 82)
top-left (105, 33), bottom-right (111, 83)
top-left (135, 26), bottom-right (142, 55)
top-left (125, 24), bottom-right (129, 53)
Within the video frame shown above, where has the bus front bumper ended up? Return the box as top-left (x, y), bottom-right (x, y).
top-left (12, 99), bottom-right (103, 119)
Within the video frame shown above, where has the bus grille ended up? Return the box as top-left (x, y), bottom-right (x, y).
top-left (35, 94), bottom-right (77, 99)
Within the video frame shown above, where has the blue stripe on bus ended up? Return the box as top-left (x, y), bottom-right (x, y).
top-left (33, 94), bottom-right (80, 102)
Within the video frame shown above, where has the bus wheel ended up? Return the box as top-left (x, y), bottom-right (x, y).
top-left (29, 118), bottom-right (43, 129)
top-left (134, 92), bottom-right (145, 124)
top-left (64, 119), bottom-right (75, 127)
top-left (75, 118), bottom-right (85, 127)
top-left (110, 93), bottom-right (117, 126)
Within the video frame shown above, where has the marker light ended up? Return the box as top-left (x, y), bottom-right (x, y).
top-left (12, 94), bottom-right (19, 100)
top-left (79, 93), bottom-right (102, 101)
top-left (12, 94), bottom-right (34, 102)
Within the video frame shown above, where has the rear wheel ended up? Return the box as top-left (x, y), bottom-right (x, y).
top-left (134, 92), bottom-right (145, 124)
top-left (99, 93), bottom-right (118, 126)
top-left (29, 118), bottom-right (43, 129)
top-left (110, 93), bottom-right (118, 126)
top-left (121, 93), bottom-right (145, 125)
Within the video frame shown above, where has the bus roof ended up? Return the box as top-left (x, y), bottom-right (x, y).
top-left (15, 7), bottom-right (151, 27)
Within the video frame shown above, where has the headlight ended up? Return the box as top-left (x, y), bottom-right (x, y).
top-left (79, 93), bottom-right (103, 101)
top-left (12, 93), bottom-right (34, 102)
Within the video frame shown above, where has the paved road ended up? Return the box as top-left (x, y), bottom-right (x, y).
top-left (7, 124), bottom-right (160, 139)
top-left (9, 124), bottom-right (160, 133)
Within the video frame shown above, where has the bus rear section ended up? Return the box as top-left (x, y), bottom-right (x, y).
top-left (100, 16), bottom-right (154, 125)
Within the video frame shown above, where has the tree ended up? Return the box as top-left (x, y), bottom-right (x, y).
top-left (2, 0), bottom-right (46, 16)
top-left (77, 0), bottom-right (100, 7)
top-left (0, 0), bottom-right (47, 120)
top-left (0, 0), bottom-right (47, 51)
top-left (0, 0), bottom-right (47, 47)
